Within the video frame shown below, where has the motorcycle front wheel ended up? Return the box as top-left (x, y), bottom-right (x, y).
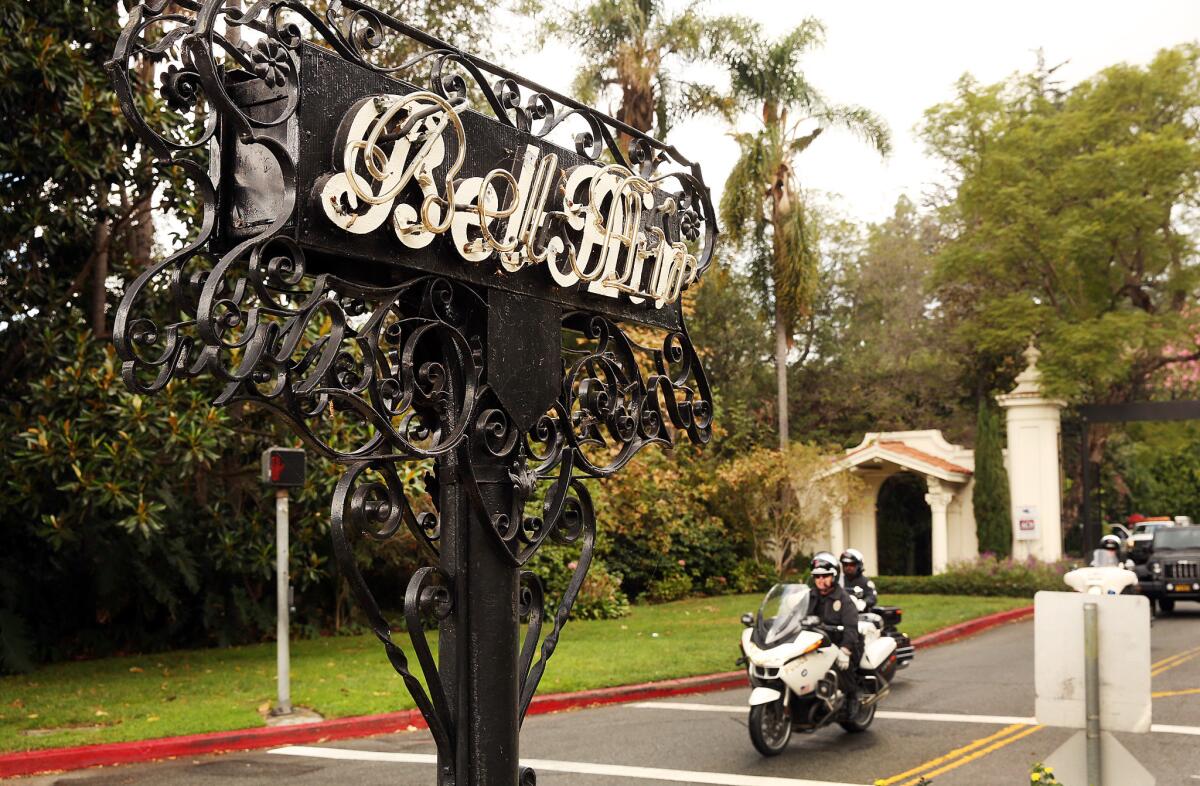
top-left (749, 700), bottom-right (792, 756)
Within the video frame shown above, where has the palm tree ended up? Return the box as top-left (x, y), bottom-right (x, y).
top-left (548, 0), bottom-right (740, 145)
top-left (719, 19), bottom-right (890, 450)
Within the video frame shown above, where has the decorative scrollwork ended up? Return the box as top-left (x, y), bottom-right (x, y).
top-left (109, 2), bottom-right (715, 780)
top-left (331, 462), bottom-right (454, 759)
top-left (518, 480), bottom-right (596, 720)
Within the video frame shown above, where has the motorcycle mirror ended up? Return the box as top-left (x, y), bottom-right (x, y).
top-left (852, 587), bottom-right (864, 597)
top-left (740, 613), bottom-right (754, 627)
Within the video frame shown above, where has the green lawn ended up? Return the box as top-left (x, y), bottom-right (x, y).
top-left (0, 593), bottom-right (1028, 753)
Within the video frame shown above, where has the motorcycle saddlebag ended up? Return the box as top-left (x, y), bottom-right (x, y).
top-left (860, 636), bottom-right (898, 670)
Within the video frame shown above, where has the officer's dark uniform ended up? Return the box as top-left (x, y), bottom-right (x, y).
top-left (809, 583), bottom-right (863, 707)
top-left (842, 571), bottom-right (878, 609)
top-left (808, 584), bottom-right (862, 659)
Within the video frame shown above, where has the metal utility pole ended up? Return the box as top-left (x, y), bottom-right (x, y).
top-left (1083, 602), bottom-right (1101, 786)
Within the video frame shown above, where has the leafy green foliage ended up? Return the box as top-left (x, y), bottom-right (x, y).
top-left (717, 442), bottom-right (862, 575)
top-left (1103, 421), bottom-right (1200, 523)
top-left (645, 572), bottom-right (693, 603)
top-left (923, 46), bottom-right (1200, 404)
top-left (0, 331), bottom-right (431, 668)
top-left (523, 543), bottom-right (630, 621)
top-left (595, 440), bottom-right (746, 600)
top-left (542, 0), bottom-right (742, 138)
top-left (875, 555), bottom-right (1072, 597)
top-left (789, 197), bottom-right (969, 446)
top-left (718, 18), bottom-right (889, 447)
top-left (974, 400), bottom-right (1012, 557)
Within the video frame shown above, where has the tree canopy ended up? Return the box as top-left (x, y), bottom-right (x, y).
top-left (923, 45), bottom-right (1200, 404)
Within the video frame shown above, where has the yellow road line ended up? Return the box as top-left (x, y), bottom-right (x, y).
top-left (1153, 687), bottom-right (1200, 698)
top-left (874, 723), bottom-right (1028, 786)
top-left (897, 725), bottom-right (1044, 786)
top-left (1152, 644), bottom-right (1200, 671)
top-left (1152, 648), bottom-right (1200, 678)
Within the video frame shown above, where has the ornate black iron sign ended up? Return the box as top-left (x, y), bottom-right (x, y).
top-left (107, 1), bottom-right (714, 783)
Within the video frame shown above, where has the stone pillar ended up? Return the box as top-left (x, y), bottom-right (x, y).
top-left (925, 478), bottom-right (953, 574)
top-left (830, 505), bottom-right (845, 559)
top-left (996, 342), bottom-right (1065, 562)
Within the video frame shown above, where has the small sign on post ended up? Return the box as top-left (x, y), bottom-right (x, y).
top-left (262, 447), bottom-right (305, 716)
top-left (1015, 504), bottom-right (1040, 541)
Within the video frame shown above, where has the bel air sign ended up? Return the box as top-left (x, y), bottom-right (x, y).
top-left (221, 46), bottom-right (714, 331)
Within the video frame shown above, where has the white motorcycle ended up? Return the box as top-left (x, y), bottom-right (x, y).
top-left (738, 583), bottom-right (896, 756)
top-left (1063, 548), bottom-right (1138, 595)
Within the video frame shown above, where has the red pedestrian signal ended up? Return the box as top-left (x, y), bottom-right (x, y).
top-left (261, 448), bottom-right (305, 487)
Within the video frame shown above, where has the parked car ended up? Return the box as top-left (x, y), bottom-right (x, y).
top-left (1141, 527), bottom-right (1200, 614)
top-left (1126, 518), bottom-right (1177, 564)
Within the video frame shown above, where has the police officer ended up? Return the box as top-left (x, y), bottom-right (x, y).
top-left (808, 552), bottom-right (862, 706)
top-left (1090, 534), bottom-right (1123, 567)
top-left (839, 548), bottom-right (877, 609)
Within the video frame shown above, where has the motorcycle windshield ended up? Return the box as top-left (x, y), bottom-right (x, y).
top-left (756, 584), bottom-right (812, 647)
top-left (1091, 549), bottom-right (1119, 567)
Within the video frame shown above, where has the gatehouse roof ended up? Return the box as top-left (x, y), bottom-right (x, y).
top-left (835, 430), bottom-right (974, 483)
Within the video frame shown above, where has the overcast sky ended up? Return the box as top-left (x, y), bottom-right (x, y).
top-left (508, 1), bottom-right (1200, 227)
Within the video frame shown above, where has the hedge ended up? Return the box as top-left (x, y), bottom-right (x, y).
top-left (875, 556), bottom-right (1075, 597)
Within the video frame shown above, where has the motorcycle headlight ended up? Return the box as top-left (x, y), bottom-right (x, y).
top-left (1150, 562), bottom-right (1162, 574)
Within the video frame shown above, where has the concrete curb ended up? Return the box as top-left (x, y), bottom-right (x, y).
top-left (0, 604), bottom-right (1033, 779)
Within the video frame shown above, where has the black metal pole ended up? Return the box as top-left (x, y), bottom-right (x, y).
top-left (1080, 419), bottom-right (1096, 555)
top-left (438, 452), bottom-right (520, 786)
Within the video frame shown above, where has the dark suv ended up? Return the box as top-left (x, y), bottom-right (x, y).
top-left (1142, 527), bottom-right (1200, 613)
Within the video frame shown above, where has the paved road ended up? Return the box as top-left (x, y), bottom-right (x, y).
top-left (20, 605), bottom-right (1200, 786)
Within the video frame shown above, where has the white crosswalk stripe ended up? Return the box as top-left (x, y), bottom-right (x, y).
top-left (268, 745), bottom-right (872, 786)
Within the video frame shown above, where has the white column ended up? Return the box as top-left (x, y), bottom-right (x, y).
top-left (830, 505), bottom-right (845, 558)
top-left (997, 342), bottom-right (1065, 562)
top-left (926, 478), bottom-right (953, 574)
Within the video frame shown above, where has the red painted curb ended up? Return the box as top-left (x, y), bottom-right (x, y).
top-left (910, 604), bottom-right (1034, 649)
top-left (0, 605), bottom-right (1033, 778)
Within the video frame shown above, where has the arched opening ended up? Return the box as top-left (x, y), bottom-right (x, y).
top-left (876, 472), bottom-right (932, 575)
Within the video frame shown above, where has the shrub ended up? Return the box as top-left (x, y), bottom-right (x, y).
top-left (523, 543), bottom-right (630, 620)
top-left (646, 572), bottom-right (694, 603)
top-left (875, 555), bottom-right (1073, 597)
top-left (702, 575), bottom-right (730, 595)
top-left (730, 558), bottom-right (780, 594)
top-left (594, 441), bottom-right (749, 601)
top-left (571, 561), bottom-right (631, 620)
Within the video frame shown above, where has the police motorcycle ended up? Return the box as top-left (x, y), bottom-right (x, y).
top-left (738, 583), bottom-right (896, 756)
top-left (1062, 534), bottom-right (1138, 596)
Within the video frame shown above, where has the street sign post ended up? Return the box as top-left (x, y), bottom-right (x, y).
top-left (107, 3), bottom-right (716, 783)
top-left (1035, 592), bottom-right (1154, 786)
